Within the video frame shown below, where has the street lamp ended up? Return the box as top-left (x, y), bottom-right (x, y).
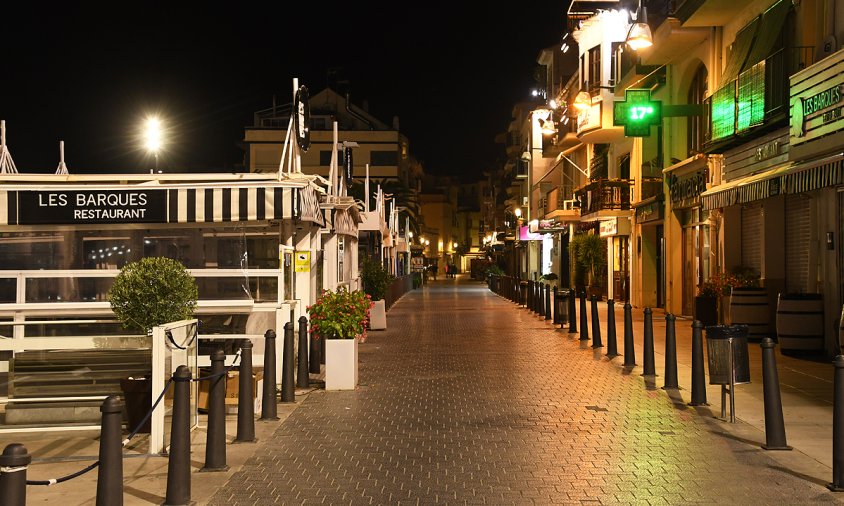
top-left (143, 117), bottom-right (163, 173)
top-left (626, 0), bottom-right (653, 50)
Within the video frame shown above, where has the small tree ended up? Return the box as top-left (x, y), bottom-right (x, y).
top-left (361, 258), bottom-right (395, 301)
top-left (108, 257), bottom-right (198, 334)
top-left (570, 233), bottom-right (606, 288)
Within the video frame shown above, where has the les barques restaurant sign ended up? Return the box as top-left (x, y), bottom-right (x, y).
top-left (13, 190), bottom-right (167, 225)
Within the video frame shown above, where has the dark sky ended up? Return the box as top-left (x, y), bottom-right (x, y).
top-left (2, 2), bottom-right (568, 178)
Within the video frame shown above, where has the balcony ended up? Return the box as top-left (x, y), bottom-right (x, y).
top-left (704, 46), bottom-right (814, 153)
top-left (574, 179), bottom-right (631, 217)
top-left (544, 187), bottom-right (580, 222)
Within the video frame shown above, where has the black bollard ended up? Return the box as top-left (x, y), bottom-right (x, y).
top-left (689, 321), bottom-right (708, 406)
top-left (623, 303), bottom-right (636, 367)
top-left (164, 365), bottom-right (192, 506)
top-left (544, 284), bottom-right (552, 321)
top-left (97, 396), bottom-right (124, 505)
top-left (0, 444), bottom-right (30, 506)
top-left (320, 332), bottom-right (326, 365)
top-left (605, 299), bottom-right (618, 358)
top-left (579, 292), bottom-right (589, 341)
top-left (527, 280), bottom-right (533, 311)
top-left (297, 316), bottom-right (310, 389)
top-left (309, 326), bottom-right (321, 374)
top-left (203, 350), bottom-right (229, 471)
top-left (642, 308), bottom-right (656, 376)
top-left (281, 322), bottom-right (295, 403)
top-left (234, 340), bottom-right (256, 443)
top-left (831, 355), bottom-right (844, 491)
top-left (553, 288), bottom-right (561, 326)
top-left (260, 330), bottom-right (279, 421)
top-left (591, 295), bottom-right (603, 348)
top-left (663, 314), bottom-right (679, 389)
top-left (538, 284), bottom-right (546, 318)
top-left (761, 338), bottom-right (791, 450)
top-left (568, 288), bottom-right (577, 333)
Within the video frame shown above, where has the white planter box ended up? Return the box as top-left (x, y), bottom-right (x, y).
top-left (370, 299), bottom-right (387, 330)
top-left (325, 338), bottom-right (358, 390)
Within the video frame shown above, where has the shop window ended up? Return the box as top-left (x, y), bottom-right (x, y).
top-left (687, 64), bottom-right (708, 155)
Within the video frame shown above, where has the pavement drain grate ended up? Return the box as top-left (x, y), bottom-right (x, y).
top-left (585, 405), bottom-right (608, 412)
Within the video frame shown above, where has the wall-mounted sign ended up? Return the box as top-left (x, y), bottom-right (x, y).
top-left (519, 225), bottom-right (544, 241)
top-left (294, 251), bottom-right (310, 272)
top-left (577, 101), bottom-right (601, 134)
top-left (14, 190), bottom-right (167, 225)
top-left (613, 89), bottom-right (662, 137)
top-left (599, 217), bottom-right (631, 237)
top-left (294, 85), bottom-right (311, 151)
top-left (667, 170), bottom-right (706, 205)
top-left (790, 50), bottom-right (844, 158)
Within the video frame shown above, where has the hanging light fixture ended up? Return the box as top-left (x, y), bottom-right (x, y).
top-left (539, 111), bottom-right (557, 135)
top-left (626, 0), bottom-right (653, 51)
top-left (573, 91), bottom-right (592, 111)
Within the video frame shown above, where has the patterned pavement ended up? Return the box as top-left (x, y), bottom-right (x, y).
top-left (208, 278), bottom-right (842, 505)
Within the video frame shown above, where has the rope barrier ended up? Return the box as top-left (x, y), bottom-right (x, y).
top-left (19, 344), bottom-right (246, 488)
top-left (26, 461), bottom-right (99, 486)
top-left (165, 321), bottom-right (199, 350)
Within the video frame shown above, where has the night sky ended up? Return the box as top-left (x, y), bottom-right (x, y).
top-left (2, 2), bottom-right (568, 179)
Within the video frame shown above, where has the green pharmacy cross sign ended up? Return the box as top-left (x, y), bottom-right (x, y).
top-left (614, 89), bottom-right (662, 137)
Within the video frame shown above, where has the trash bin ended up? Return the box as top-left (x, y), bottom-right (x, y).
top-left (120, 376), bottom-right (152, 434)
top-left (556, 288), bottom-right (571, 323)
top-left (705, 325), bottom-right (750, 385)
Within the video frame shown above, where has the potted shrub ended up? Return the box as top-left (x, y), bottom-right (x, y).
top-left (108, 257), bottom-right (198, 432)
top-left (695, 280), bottom-right (720, 327)
top-left (361, 258), bottom-right (395, 330)
top-left (571, 233), bottom-right (606, 298)
top-left (307, 288), bottom-right (372, 390)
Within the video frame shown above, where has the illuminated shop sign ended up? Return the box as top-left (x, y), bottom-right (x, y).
top-left (15, 190), bottom-right (167, 224)
top-left (613, 89), bottom-right (662, 137)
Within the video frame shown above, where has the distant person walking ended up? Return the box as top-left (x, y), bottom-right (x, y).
top-left (431, 264), bottom-right (438, 280)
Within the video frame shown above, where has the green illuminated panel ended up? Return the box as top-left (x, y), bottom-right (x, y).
top-left (613, 89), bottom-right (662, 137)
top-left (737, 61), bottom-right (765, 132)
top-left (711, 83), bottom-right (736, 140)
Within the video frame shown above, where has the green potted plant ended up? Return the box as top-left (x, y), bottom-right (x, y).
top-left (108, 257), bottom-right (198, 433)
top-left (307, 287), bottom-right (372, 390)
top-left (361, 258), bottom-right (395, 330)
top-left (571, 233), bottom-right (606, 297)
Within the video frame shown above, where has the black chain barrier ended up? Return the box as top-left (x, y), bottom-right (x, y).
top-left (22, 348), bottom-right (242, 487)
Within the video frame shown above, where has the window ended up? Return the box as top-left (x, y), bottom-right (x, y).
top-left (610, 42), bottom-right (623, 85)
top-left (370, 151), bottom-right (398, 166)
top-left (588, 45), bottom-right (601, 93)
top-left (687, 64), bottom-right (708, 155)
top-left (320, 149), bottom-right (345, 167)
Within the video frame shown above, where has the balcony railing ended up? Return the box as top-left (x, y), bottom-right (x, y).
top-left (704, 46), bottom-right (814, 151)
top-left (574, 179), bottom-right (631, 215)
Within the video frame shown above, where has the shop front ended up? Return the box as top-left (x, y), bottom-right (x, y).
top-left (599, 217), bottom-right (631, 302)
top-left (632, 194), bottom-right (664, 309)
top-left (663, 156), bottom-right (710, 317)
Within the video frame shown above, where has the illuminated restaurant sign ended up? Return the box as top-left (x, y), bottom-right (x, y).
top-left (14, 190), bottom-right (167, 224)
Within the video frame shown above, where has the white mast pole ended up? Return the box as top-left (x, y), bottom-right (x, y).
top-left (365, 163), bottom-right (370, 212)
top-left (0, 120), bottom-right (18, 174)
top-left (55, 140), bottom-right (69, 175)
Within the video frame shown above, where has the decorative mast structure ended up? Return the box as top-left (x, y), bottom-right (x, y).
top-left (0, 120), bottom-right (18, 174)
top-left (55, 141), bottom-right (69, 175)
top-left (277, 78), bottom-right (311, 180)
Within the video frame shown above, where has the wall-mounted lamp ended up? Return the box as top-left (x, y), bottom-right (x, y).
top-left (573, 91), bottom-right (592, 111)
top-left (626, 0), bottom-right (653, 50)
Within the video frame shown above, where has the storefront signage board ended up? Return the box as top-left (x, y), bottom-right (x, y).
top-left (790, 49), bottom-right (844, 158)
top-left (13, 189), bottom-right (167, 225)
top-left (599, 218), bottom-right (631, 237)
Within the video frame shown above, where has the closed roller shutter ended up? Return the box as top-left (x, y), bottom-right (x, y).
top-left (786, 194), bottom-right (811, 293)
top-left (741, 204), bottom-right (763, 275)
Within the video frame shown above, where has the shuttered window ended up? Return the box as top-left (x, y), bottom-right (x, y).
top-left (786, 194), bottom-right (811, 293)
top-left (741, 204), bottom-right (763, 274)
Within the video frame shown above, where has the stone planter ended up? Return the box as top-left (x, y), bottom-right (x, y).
top-left (370, 299), bottom-right (387, 330)
top-left (325, 338), bottom-right (358, 390)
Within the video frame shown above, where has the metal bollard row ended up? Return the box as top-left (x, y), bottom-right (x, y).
top-left (590, 295), bottom-right (602, 349)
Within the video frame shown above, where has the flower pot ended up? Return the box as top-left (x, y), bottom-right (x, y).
top-left (694, 296), bottom-right (718, 327)
top-left (325, 338), bottom-right (358, 390)
top-left (119, 376), bottom-right (152, 434)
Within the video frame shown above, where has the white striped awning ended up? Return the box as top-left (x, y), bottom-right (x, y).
top-left (325, 207), bottom-right (362, 237)
top-left (701, 153), bottom-right (844, 210)
top-left (0, 184), bottom-right (305, 226)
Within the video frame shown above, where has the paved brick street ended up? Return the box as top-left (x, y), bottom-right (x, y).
top-left (208, 279), bottom-right (842, 505)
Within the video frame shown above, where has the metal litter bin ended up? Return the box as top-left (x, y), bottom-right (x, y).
top-left (555, 288), bottom-right (571, 323)
top-left (705, 324), bottom-right (750, 422)
top-left (705, 325), bottom-right (750, 385)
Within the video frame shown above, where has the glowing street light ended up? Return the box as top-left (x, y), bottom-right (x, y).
top-left (143, 117), bottom-right (163, 172)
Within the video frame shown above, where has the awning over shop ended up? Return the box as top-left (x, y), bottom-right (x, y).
top-left (701, 153), bottom-right (844, 210)
top-left (0, 182), bottom-right (305, 226)
top-left (328, 207), bottom-right (363, 237)
top-left (298, 186), bottom-right (325, 226)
